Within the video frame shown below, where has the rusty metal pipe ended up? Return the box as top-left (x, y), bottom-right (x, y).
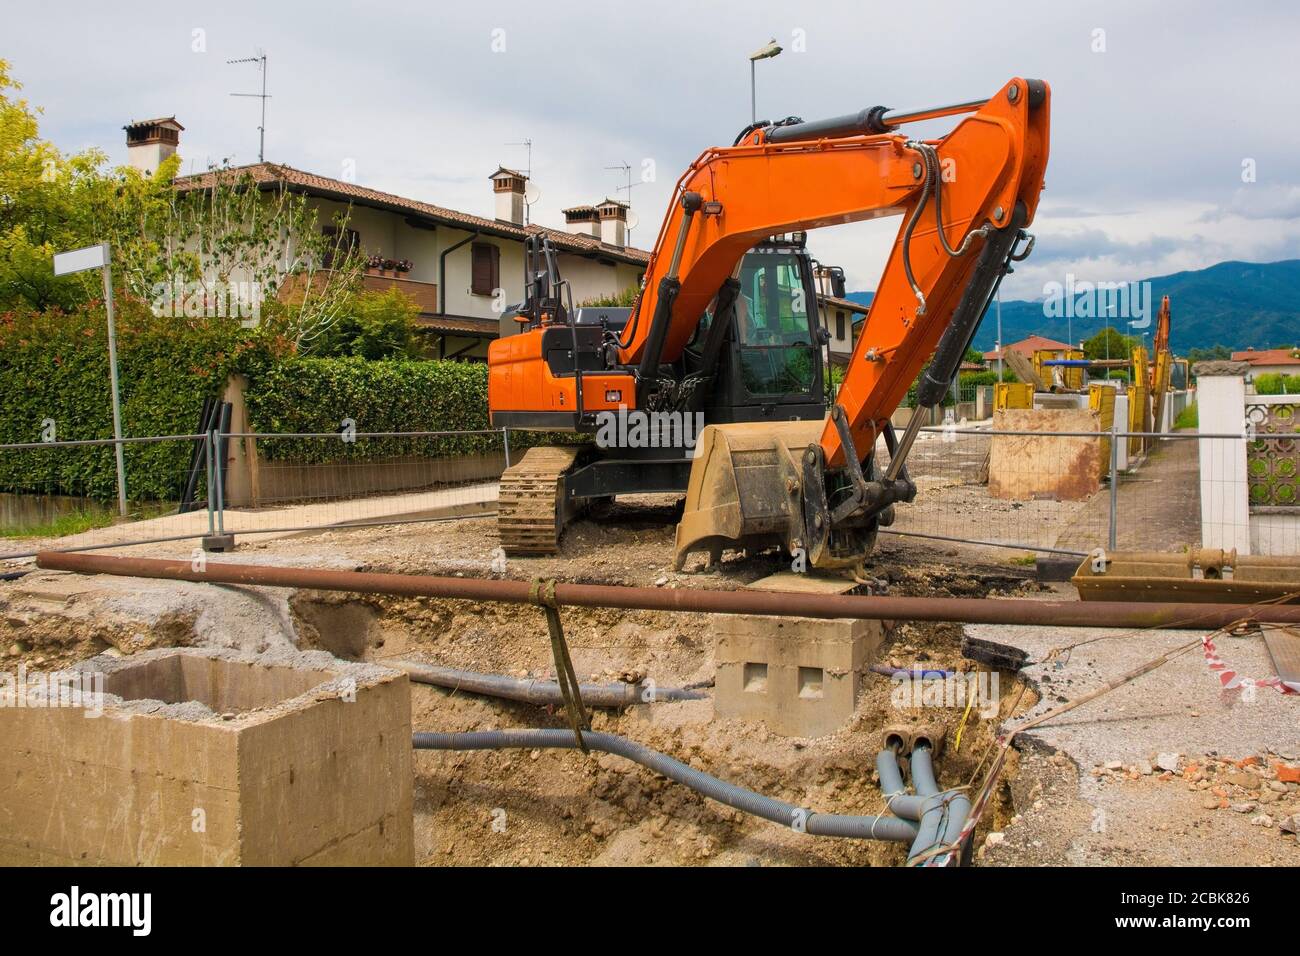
top-left (33, 551), bottom-right (1300, 630)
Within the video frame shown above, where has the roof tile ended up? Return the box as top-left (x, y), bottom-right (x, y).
top-left (175, 162), bottom-right (651, 267)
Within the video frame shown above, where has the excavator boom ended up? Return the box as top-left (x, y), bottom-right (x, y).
top-left (627, 78), bottom-right (1048, 464)
top-left (664, 78), bottom-right (1050, 569)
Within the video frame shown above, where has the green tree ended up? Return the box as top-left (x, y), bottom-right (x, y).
top-left (1186, 344), bottom-right (1232, 363)
top-left (158, 167), bottom-right (364, 350)
top-left (1082, 326), bottom-right (1136, 362)
top-left (0, 59), bottom-right (163, 310)
top-left (312, 287), bottom-right (420, 359)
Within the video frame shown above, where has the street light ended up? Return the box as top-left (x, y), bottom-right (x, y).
top-left (749, 39), bottom-right (783, 124)
top-left (52, 243), bottom-right (127, 516)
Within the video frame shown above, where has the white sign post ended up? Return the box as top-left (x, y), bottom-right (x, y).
top-left (53, 243), bottom-right (127, 517)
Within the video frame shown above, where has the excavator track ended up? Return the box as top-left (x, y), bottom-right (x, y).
top-left (497, 445), bottom-right (586, 554)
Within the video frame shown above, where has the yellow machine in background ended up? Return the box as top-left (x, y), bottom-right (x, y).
top-left (1088, 382), bottom-right (1117, 476)
top-left (994, 381), bottom-right (1034, 411)
top-left (1129, 345), bottom-right (1150, 456)
top-left (1033, 348), bottom-right (1085, 390)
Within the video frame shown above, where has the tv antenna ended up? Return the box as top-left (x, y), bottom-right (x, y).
top-left (506, 139), bottom-right (536, 223)
top-left (606, 162), bottom-right (642, 243)
top-left (228, 51), bottom-right (270, 162)
top-left (505, 138), bottom-right (533, 178)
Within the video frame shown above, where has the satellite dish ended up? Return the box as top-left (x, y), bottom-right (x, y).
top-left (524, 182), bottom-right (542, 206)
top-left (625, 209), bottom-right (640, 230)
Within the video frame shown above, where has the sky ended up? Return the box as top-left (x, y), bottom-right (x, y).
top-left (7, 0), bottom-right (1300, 299)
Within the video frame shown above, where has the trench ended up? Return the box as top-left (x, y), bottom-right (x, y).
top-left (279, 555), bottom-right (1037, 867)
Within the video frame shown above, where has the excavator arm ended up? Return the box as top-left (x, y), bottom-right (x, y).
top-left (661, 77), bottom-right (1051, 569)
top-left (626, 76), bottom-right (1048, 464)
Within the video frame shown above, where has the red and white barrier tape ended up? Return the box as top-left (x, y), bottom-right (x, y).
top-left (1202, 632), bottom-right (1299, 695)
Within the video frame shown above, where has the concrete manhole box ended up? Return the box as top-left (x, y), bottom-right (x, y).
top-left (0, 647), bottom-right (412, 865)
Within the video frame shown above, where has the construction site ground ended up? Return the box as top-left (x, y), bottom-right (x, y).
top-left (2, 495), bottom-right (1296, 867)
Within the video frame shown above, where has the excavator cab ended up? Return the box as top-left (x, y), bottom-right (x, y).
top-left (683, 238), bottom-right (827, 424)
top-left (686, 238), bottom-right (826, 421)
top-left (493, 237), bottom-right (830, 555)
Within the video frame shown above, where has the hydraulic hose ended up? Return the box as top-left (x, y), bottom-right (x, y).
top-left (413, 729), bottom-right (919, 843)
top-left (395, 660), bottom-right (707, 708)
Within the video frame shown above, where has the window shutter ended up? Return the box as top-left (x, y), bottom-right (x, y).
top-left (836, 311), bottom-right (846, 340)
top-left (471, 243), bottom-right (499, 296)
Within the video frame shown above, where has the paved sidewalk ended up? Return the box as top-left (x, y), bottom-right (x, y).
top-left (1, 481), bottom-right (498, 559)
top-left (1055, 435), bottom-right (1201, 553)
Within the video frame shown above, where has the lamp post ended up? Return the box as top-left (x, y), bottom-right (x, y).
top-left (749, 39), bottom-right (783, 124)
top-left (52, 242), bottom-right (127, 516)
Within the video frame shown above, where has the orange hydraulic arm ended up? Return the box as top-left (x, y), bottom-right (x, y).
top-left (621, 77), bottom-right (1050, 469)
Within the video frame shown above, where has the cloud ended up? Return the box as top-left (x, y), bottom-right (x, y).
top-left (1200, 185), bottom-right (1300, 222)
top-left (7, 0), bottom-right (1299, 298)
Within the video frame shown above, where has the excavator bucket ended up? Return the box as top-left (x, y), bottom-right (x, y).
top-left (672, 419), bottom-right (826, 570)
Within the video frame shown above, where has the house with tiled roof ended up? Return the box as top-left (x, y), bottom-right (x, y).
top-left (149, 123), bottom-right (649, 360)
top-left (982, 334), bottom-right (1074, 363)
top-left (1230, 346), bottom-right (1300, 378)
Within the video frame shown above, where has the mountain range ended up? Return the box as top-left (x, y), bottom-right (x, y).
top-left (845, 259), bottom-right (1300, 353)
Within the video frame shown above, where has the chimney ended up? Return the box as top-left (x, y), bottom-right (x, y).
top-left (124, 117), bottom-right (183, 175)
top-left (490, 167), bottom-right (527, 226)
top-left (562, 205), bottom-right (600, 238)
top-left (597, 198), bottom-right (627, 248)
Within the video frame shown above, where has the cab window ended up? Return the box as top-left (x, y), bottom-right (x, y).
top-left (736, 252), bottom-right (816, 396)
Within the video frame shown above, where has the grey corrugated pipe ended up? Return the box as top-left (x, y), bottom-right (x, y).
top-left (395, 661), bottom-right (708, 708)
top-left (876, 748), bottom-right (928, 821)
top-left (877, 746), bottom-right (972, 865)
top-left (906, 746), bottom-right (971, 866)
top-left (413, 729), bottom-right (919, 843)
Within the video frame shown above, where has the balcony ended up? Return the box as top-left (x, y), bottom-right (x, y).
top-left (278, 270), bottom-right (438, 316)
top-left (359, 270), bottom-right (438, 315)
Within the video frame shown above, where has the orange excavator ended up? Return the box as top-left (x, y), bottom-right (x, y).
top-left (1149, 294), bottom-right (1174, 431)
top-left (489, 77), bottom-right (1050, 571)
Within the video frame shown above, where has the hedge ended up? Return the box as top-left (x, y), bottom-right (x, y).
top-left (1254, 373), bottom-right (1300, 395)
top-left (0, 300), bottom-right (570, 502)
top-left (0, 302), bottom-right (265, 500)
top-left (242, 357), bottom-right (561, 464)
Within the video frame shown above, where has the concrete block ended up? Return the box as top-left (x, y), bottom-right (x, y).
top-left (988, 407), bottom-right (1102, 501)
top-left (0, 647), bottom-right (412, 866)
top-left (202, 533), bottom-right (236, 552)
top-left (712, 573), bottom-right (885, 737)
